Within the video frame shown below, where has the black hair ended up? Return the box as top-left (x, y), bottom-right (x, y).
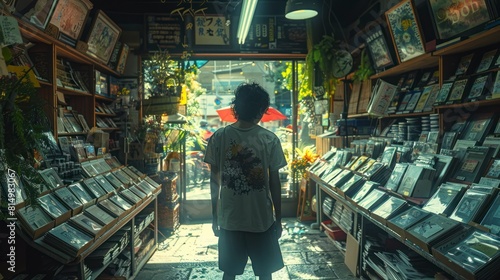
top-left (231, 82), bottom-right (270, 122)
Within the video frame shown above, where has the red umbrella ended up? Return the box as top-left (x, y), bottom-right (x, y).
top-left (216, 106), bottom-right (287, 123)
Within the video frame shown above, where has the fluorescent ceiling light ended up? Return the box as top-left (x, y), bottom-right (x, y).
top-left (237, 0), bottom-right (258, 44)
top-left (285, 0), bottom-right (318, 20)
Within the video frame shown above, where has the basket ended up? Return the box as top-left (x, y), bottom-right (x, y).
top-left (321, 220), bottom-right (347, 241)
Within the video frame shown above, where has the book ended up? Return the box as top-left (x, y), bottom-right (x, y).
top-left (371, 195), bottom-right (407, 220)
top-left (69, 213), bottom-right (105, 239)
top-left (350, 181), bottom-right (380, 203)
top-left (94, 175), bottom-right (117, 194)
top-left (395, 91), bottom-right (413, 113)
top-left (448, 189), bottom-right (490, 224)
top-left (379, 146), bottom-right (397, 169)
top-left (452, 146), bottom-right (494, 183)
top-left (16, 205), bottom-right (54, 239)
top-left (422, 84), bottom-right (441, 112)
top-left (442, 230), bottom-right (500, 274)
top-left (84, 205), bottom-right (116, 226)
top-left (486, 159), bottom-right (500, 178)
top-left (467, 74), bottom-right (492, 101)
top-left (433, 82), bottom-right (454, 105)
top-left (119, 189), bottom-right (142, 204)
top-left (68, 183), bottom-right (95, 205)
top-left (480, 193), bottom-right (500, 234)
top-left (104, 172), bottom-right (125, 190)
top-left (406, 213), bottom-right (460, 251)
top-left (367, 79), bottom-right (398, 117)
top-left (39, 168), bottom-right (64, 190)
top-left (54, 187), bottom-right (83, 212)
top-left (387, 206), bottom-right (430, 230)
top-left (98, 199), bottom-right (126, 218)
top-left (492, 70), bottom-right (500, 99)
top-left (37, 193), bottom-right (71, 220)
top-left (396, 165), bottom-right (436, 198)
top-left (385, 163), bottom-right (408, 192)
top-left (108, 194), bottom-right (133, 212)
top-left (422, 183), bottom-right (465, 216)
top-left (454, 53), bottom-right (475, 77)
top-left (402, 90), bottom-right (422, 113)
top-left (476, 49), bottom-right (497, 73)
top-left (413, 85), bottom-right (433, 112)
top-left (446, 78), bottom-right (469, 103)
top-left (348, 155), bottom-right (369, 171)
top-left (461, 113), bottom-right (496, 144)
top-left (441, 131), bottom-right (458, 150)
top-left (44, 223), bottom-right (94, 257)
top-left (401, 70), bottom-right (418, 91)
top-left (82, 178), bottom-right (107, 199)
top-left (357, 189), bottom-right (388, 212)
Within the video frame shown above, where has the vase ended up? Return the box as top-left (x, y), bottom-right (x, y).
top-left (142, 96), bottom-right (180, 116)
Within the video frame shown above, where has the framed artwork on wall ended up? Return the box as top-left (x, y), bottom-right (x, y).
top-left (364, 24), bottom-right (396, 70)
top-left (116, 43), bottom-right (129, 74)
top-left (49, 0), bottom-right (93, 46)
top-left (15, 0), bottom-right (58, 29)
top-left (194, 15), bottom-right (230, 46)
top-left (427, 0), bottom-right (492, 41)
top-left (86, 10), bottom-right (122, 64)
top-left (385, 0), bottom-right (426, 63)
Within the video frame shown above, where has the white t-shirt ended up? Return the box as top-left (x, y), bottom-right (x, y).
top-left (204, 125), bottom-right (287, 232)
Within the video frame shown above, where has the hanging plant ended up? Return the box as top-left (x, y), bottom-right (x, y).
top-left (305, 35), bottom-right (341, 97)
top-left (353, 48), bottom-right (374, 82)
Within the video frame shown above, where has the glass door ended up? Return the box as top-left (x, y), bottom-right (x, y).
top-left (182, 59), bottom-right (310, 221)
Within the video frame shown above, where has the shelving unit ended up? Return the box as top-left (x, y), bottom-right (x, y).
top-left (18, 20), bottom-right (123, 143)
top-left (312, 23), bottom-right (500, 280)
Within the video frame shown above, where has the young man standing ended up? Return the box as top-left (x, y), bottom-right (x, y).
top-left (204, 83), bottom-right (287, 280)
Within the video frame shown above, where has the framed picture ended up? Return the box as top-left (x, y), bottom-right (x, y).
top-left (364, 24), bottom-right (396, 70)
top-left (49, 0), bottom-right (93, 45)
top-left (116, 43), bottom-right (129, 74)
top-left (194, 15), bottom-right (230, 46)
top-left (427, 0), bottom-right (492, 41)
top-left (15, 0), bottom-right (58, 29)
top-left (86, 10), bottom-right (122, 64)
top-left (385, 0), bottom-right (426, 63)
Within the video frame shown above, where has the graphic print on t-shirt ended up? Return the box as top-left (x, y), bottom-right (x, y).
top-left (223, 139), bottom-right (265, 195)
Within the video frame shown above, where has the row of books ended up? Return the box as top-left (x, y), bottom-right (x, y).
top-left (56, 58), bottom-right (89, 93)
top-left (17, 169), bottom-right (160, 262)
top-left (310, 143), bottom-right (500, 278)
top-left (95, 102), bottom-right (117, 115)
top-left (57, 110), bottom-right (91, 134)
top-left (368, 70), bottom-right (500, 117)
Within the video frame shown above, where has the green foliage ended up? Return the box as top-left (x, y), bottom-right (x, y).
top-left (0, 70), bottom-right (49, 211)
top-left (353, 48), bottom-right (374, 82)
top-left (305, 35), bottom-right (341, 97)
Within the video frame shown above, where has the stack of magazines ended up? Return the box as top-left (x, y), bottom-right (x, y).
top-left (44, 223), bottom-right (94, 257)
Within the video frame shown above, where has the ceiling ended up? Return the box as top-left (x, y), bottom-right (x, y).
top-left (91, 0), bottom-right (367, 31)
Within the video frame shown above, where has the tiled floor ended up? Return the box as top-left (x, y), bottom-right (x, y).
top-left (135, 218), bottom-right (358, 280)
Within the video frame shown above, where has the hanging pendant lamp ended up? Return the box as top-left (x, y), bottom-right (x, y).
top-left (285, 0), bottom-right (318, 20)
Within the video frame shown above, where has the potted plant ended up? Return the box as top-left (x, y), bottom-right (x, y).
top-left (142, 49), bottom-right (186, 116)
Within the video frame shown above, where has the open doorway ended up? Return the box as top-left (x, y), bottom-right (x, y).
top-left (181, 59), bottom-right (312, 221)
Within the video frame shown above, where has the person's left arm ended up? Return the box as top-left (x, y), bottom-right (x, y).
top-left (269, 168), bottom-right (282, 238)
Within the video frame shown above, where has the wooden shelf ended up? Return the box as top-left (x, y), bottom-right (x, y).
top-left (379, 111), bottom-right (435, 119)
top-left (433, 25), bottom-right (500, 56)
top-left (96, 112), bottom-right (116, 117)
top-left (57, 86), bottom-right (92, 97)
top-left (435, 98), bottom-right (500, 110)
top-left (95, 94), bottom-right (116, 102)
top-left (370, 53), bottom-right (438, 79)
